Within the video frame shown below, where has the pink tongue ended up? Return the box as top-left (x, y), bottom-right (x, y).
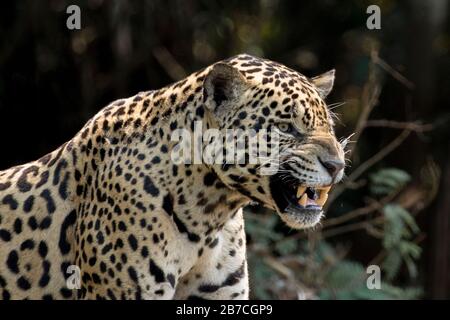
top-left (306, 198), bottom-right (317, 206)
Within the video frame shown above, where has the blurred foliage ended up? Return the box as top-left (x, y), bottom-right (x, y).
top-left (369, 168), bottom-right (411, 196)
top-left (382, 204), bottom-right (421, 280)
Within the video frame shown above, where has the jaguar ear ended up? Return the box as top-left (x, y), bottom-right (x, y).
top-left (311, 69), bottom-right (335, 99)
top-left (203, 63), bottom-right (247, 115)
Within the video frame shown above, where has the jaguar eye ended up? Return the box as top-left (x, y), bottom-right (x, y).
top-left (277, 123), bottom-right (293, 133)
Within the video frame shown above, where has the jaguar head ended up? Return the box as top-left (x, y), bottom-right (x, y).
top-left (202, 54), bottom-right (345, 229)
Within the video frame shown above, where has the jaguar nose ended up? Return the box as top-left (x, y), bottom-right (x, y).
top-left (319, 158), bottom-right (345, 180)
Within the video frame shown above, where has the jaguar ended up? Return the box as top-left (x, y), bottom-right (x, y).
top-left (0, 54), bottom-right (345, 299)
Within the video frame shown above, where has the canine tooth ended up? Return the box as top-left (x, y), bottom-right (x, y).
top-left (316, 192), bottom-right (328, 207)
top-left (296, 186), bottom-right (306, 198)
top-left (298, 193), bottom-right (307, 206)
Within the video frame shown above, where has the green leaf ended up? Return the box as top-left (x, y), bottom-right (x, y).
top-left (399, 240), bottom-right (422, 259)
top-left (369, 168), bottom-right (411, 196)
top-left (383, 205), bottom-right (405, 249)
top-left (403, 255), bottom-right (418, 279)
top-left (382, 250), bottom-right (402, 281)
top-left (395, 206), bottom-right (420, 234)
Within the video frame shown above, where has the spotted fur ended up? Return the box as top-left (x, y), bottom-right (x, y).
top-left (0, 54), bottom-right (344, 300)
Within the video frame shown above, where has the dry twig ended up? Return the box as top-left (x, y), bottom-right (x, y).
top-left (365, 120), bottom-right (434, 132)
top-left (371, 51), bottom-right (415, 90)
top-left (152, 46), bottom-right (187, 80)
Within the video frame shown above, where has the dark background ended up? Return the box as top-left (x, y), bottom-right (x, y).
top-left (0, 0), bottom-right (449, 299)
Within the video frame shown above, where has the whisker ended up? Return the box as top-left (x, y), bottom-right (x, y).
top-left (327, 101), bottom-right (346, 111)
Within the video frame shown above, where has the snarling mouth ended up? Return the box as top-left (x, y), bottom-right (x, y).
top-left (269, 173), bottom-right (332, 227)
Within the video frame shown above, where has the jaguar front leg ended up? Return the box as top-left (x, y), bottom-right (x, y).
top-left (174, 209), bottom-right (249, 300)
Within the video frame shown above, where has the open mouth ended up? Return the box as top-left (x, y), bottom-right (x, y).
top-left (269, 173), bottom-right (332, 223)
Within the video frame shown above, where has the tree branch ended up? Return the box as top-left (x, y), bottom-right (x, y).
top-left (365, 120), bottom-right (434, 132)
